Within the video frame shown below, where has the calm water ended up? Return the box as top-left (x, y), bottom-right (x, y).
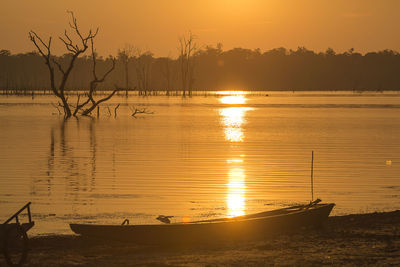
top-left (1, 91), bottom-right (400, 235)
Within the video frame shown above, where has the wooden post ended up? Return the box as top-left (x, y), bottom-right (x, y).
top-left (311, 150), bottom-right (314, 202)
top-left (27, 203), bottom-right (32, 223)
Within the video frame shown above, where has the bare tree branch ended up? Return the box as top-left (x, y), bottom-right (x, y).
top-left (114, 104), bottom-right (120, 118)
top-left (52, 58), bottom-right (65, 75)
top-left (80, 40), bottom-right (118, 116)
top-left (129, 106), bottom-right (154, 118)
top-left (178, 31), bottom-right (197, 96)
top-left (28, 31), bottom-right (59, 98)
top-left (29, 11), bottom-right (120, 118)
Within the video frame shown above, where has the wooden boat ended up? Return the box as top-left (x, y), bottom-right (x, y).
top-left (70, 200), bottom-right (334, 244)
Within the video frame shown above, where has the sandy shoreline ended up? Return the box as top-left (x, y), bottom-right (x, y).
top-left (2, 210), bottom-right (400, 266)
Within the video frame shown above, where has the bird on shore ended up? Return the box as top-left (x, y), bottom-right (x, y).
top-left (156, 215), bottom-right (174, 224)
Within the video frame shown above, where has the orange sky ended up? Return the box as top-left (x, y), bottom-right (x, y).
top-left (2, 0), bottom-right (400, 56)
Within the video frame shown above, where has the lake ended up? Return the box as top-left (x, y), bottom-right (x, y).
top-left (1, 91), bottom-right (400, 235)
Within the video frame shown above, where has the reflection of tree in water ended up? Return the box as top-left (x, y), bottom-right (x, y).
top-left (44, 127), bottom-right (55, 193)
top-left (89, 118), bottom-right (97, 190)
top-left (31, 118), bottom-right (100, 201)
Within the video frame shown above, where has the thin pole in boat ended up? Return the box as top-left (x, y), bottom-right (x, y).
top-left (310, 150), bottom-right (314, 202)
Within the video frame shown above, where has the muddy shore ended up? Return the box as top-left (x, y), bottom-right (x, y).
top-left (3, 210), bottom-right (400, 266)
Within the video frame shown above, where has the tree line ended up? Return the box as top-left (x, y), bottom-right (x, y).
top-left (1, 44), bottom-right (400, 93)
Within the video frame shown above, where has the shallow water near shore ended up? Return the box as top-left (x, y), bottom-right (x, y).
top-left (3, 209), bottom-right (400, 266)
top-left (1, 91), bottom-right (400, 235)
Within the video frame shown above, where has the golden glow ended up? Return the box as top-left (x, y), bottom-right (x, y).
top-left (220, 91), bottom-right (249, 217)
top-left (220, 107), bottom-right (252, 142)
top-left (217, 91), bottom-right (248, 96)
top-left (227, 168), bottom-right (246, 217)
top-left (220, 107), bottom-right (250, 127)
top-left (182, 216), bottom-right (191, 224)
top-left (3, 2), bottom-right (400, 56)
top-left (226, 159), bottom-right (244, 163)
top-left (220, 95), bottom-right (246, 104)
top-left (224, 128), bottom-right (243, 142)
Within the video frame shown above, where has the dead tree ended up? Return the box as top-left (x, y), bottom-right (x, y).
top-left (160, 56), bottom-right (175, 96)
top-left (29, 11), bottom-right (118, 118)
top-left (179, 32), bottom-right (197, 96)
top-left (80, 38), bottom-right (117, 116)
top-left (118, 44), bottom-right (134, 96)
top-left (135, 49), bottom-right (152, 96)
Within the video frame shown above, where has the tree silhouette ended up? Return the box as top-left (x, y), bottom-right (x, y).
top-left (28, 11), bottom-right (118, 117)
top-left (2, 43), bottom-right (400, 93)
top-left (179, 32), bottom-right (197, 96)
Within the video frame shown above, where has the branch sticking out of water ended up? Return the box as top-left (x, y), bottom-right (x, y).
top-left (114, 104), bottom-right (120, 118)
top-left (129, 106), bottom-right (154, 118)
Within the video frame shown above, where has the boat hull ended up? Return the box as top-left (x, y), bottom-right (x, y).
top-left (70, 203), bottom-right (334, 244)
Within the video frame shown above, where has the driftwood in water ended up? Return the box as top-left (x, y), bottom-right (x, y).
top-left (129, 106), bottom-right (154, 118)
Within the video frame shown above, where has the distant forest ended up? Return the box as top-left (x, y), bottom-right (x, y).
top-left (1, 46), bottom-right (400, 92)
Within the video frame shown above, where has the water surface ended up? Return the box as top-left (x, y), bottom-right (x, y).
top-left (1, 91), bottom-right (400, 235)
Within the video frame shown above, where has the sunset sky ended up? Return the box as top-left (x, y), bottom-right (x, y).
top-left (2, 0), bottom-right (400, 57)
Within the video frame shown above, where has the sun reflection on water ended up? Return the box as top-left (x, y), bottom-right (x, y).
top-left (217, 90), bottom-right (248, 96)
top-left (224, 128), bottom-right (243, 142)
top-left (227, 168), bottom-right (246, 217)
top-left (220, 95), bottom-right (246, 104)
top-left (220, 107), bottom-right (252, 142)
top-left (218, 92), bottom-right (250, 217)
